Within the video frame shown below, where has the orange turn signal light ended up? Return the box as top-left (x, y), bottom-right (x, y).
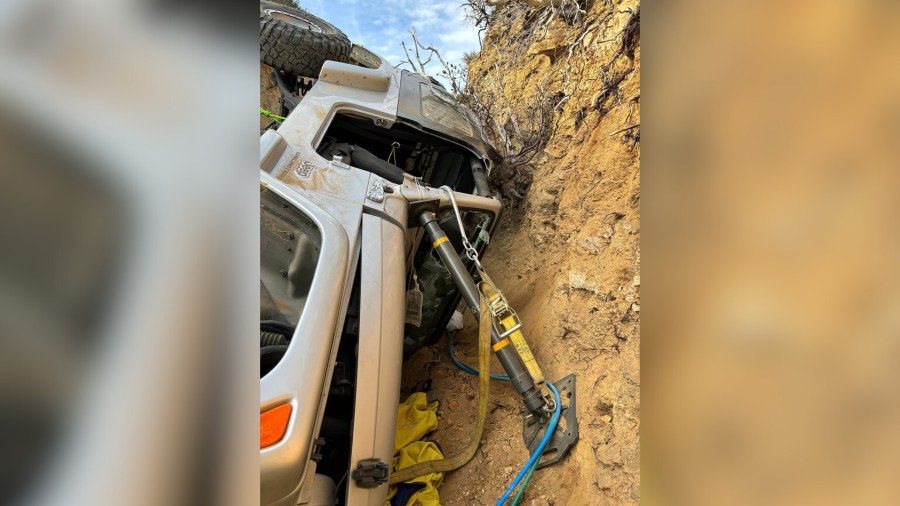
top-left (260, 403), bottom-right (292, 449)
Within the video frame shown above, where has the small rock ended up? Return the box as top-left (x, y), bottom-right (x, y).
top-left (447, 310), bottom-right (464, 331)
top-left (597, 444), bottom-right (624, 465)
top-left (569, 271), bottom-right (598, 293)
top-left (601, 415), bottom-right (612, 424)
top-left (577, 236), bottom-right (603, 255)
top-left (632, 275), bottom-right (640, 287)
top-left (631, 303), bottom-right (640, 312)
top-left (596, 471), bottom-right (613, 490)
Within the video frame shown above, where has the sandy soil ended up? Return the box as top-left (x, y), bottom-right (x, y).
top-left (400, 1), bottom-right (640, 504)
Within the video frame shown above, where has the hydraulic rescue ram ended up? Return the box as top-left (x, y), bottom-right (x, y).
top-left (413, 198), bottom-right (579, 469)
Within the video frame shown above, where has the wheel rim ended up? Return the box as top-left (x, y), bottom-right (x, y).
top-left (264, 8), bottom-right (325, 33)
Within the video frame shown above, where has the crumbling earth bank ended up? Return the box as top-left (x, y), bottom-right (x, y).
top-left (260, 63), bottom-right (281, 132)
top-left (401, 0), bottom-right (640, 504)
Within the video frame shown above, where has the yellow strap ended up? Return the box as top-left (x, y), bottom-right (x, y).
top-left (480, 276), bottom-right (546, 385)
top-left (501, 315), bottom-right (545, 385)
top-left (388, 284), bottom-right (491, 485)
top-left (432, 236), bottom-right (449, 249)
top-left (492, 338), bottom-right (511, 352)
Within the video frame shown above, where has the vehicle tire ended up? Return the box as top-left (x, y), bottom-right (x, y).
top-left (259, 1), bottom-right (351, 77)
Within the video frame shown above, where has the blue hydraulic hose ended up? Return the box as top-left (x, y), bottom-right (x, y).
top-left (496, 382), bottom-right (562, 506)
top-left (447, 329), bottom-right (511, 381)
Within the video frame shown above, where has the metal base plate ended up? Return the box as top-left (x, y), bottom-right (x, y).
top-left (522, 374), bottom-right (579, 469)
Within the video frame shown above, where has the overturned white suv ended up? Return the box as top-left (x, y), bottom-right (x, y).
top-left (259, 3), bottom-right (577, 506)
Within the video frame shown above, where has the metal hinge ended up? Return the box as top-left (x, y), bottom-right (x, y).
top-left (330, 154), bottom-right (350, 170)
top-left (351, 459), bottom-right (389, 487)
top-left (311, 437), bottom-right (325, 462)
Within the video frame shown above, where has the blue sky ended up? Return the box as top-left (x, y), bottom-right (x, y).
top-left (298, 0), bottom-right (481, 75)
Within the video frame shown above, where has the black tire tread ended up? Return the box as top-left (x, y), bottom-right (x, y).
top-left (259, 1), bottom-right (351, 77)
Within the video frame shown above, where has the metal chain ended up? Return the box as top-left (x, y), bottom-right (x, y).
top-left (439, 185), bottom-right (483, 271)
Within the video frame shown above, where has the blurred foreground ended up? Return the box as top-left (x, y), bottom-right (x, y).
top-left (0, 1), bottom-right (258, 505)
top-left (645, 0), bottom-right (900, 504)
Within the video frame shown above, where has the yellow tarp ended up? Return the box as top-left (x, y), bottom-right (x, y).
top-left (394, 392), bottom-right (439, 451)
top-left (386, 393), bottom-right (443, 506)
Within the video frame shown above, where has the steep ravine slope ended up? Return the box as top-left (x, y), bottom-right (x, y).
top-left (401, 1), bottom-right (640, 504)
